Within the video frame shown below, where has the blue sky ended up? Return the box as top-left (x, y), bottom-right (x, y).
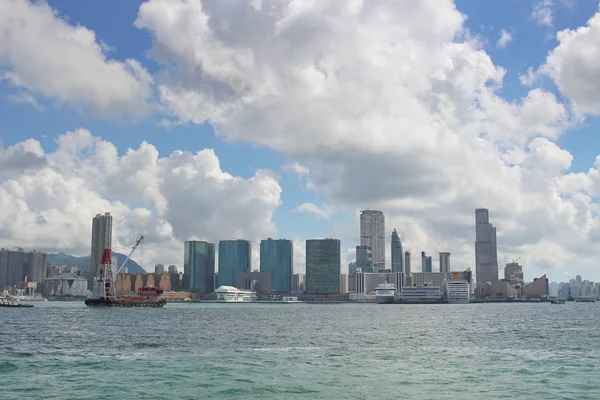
top-left (2, 0), bottom-right (600, 282)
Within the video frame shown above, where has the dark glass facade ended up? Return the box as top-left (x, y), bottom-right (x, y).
top-left (184, 241), bottom-right (215, 293)
top-left (391, 229), bottom-right (403, 273)
top-left (260, 239), bottom-right (293, 293)
top-left (218, 240), bottom-right (251, 287)
top-left (306, 239), bottom-right (341, 294)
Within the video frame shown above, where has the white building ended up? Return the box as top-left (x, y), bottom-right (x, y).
top-left (43, 273), bottom-right (88, 297)
top-left (360, 210), bottom-right (385, 270)
top-left (90, 212), bottom-right (112, 288)
top-left (350, 272), bottom-right (404, 295)
top-left (400, 286), bottom-right (442, 302)
top-left (475, 209), bottom-right (498, 292)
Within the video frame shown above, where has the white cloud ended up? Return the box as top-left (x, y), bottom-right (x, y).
top-left (7, 91), bottom-right (43, 110)
top-left (532, 0), bottom-right (554, 26)
top-left (0, 130), bottom-right (282, 271)
top-left (0, 0), bottom-right (154, 117)
top-left (496, 29), bottom-right (513, 48)
top-left (540, 9), bottom-right (600, 115)
top-left (519, 67), bottom-right (538, 87)
top-left (294, 203), bottom-right (335, 219)
top-left (129, 0), bottom-right (600, 280)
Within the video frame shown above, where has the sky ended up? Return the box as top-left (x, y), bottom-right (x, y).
top-left (2, 0), bottom-right (600, 283)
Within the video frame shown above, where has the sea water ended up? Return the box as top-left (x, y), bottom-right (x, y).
top-left (1, 302), bottom-right (599, 399)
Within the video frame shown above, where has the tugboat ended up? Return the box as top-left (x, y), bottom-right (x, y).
top-left (85, 237), bottom-right (166, 308)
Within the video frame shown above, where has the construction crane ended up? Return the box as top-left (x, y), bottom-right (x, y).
top-left (115, 236), bottom-right (144, 276)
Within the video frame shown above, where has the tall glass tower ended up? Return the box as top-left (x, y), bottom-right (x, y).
top-left (184, 241), bottom-right (215, 293)
top-left (391, 229), bottom-right (403, 273)
top-left (218, 240), bottom-right (251, 287)
top-left (475, 208), bottom-right (498, 291)
top-left (90, 212), bottom-right (112, 289)
top-left (305, 239), bottom-right (341, 294)
top-left (260, 238), bottom-right (293, 293)
top-left (360, 210), bottom-right (385, 270)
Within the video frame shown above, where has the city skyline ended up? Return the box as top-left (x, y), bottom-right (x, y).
top-left (4, 1), bottom-right (600, 285)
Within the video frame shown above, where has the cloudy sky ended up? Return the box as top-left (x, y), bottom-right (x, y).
top-left (2, 0), bottom-right (600, 282)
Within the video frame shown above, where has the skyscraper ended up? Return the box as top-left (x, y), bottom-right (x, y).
top-left (425, 256), bottom-right (432, 272)
top-left (439, 252), bottom-right (451, 273)
top-left (218, 240), bottom-right (251, 287)
top-left (0, 248), bottom-right (47, 290)
top-left (404, 251), bottom-right (411, 283)
top-left (391, 229), bottom-right (404, 273)
top-left (475, 208), bottom-right (498, 291)
top-left (90, 212), bottom-right (112, 289)
top-left (260, 238), bottom-right (293, 293)
top-left (421, 251), bottom-right (427, 272)
top-left (355, 245), bottom-right (373, 272)
top-left (360, 210), bottom-right (385, 270)
top-left (184, 241), bottom-right (215, 293)
top-left (305, 239), bottom-right (341, 294)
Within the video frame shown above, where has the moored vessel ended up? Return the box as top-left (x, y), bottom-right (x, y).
top-left (445, 279), bottom-right (470, 304)
top-left (215, 286), bottom-right (256, 302)
top-left (85, 237), bottom-right (166, 308)
top-left (375, 280), bottom-right (397, 304)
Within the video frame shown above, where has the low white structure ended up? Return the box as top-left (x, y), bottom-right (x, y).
top-left (400, 286), bottom-right (441, 302)
top-left (43, 273), bottom-right (88, 297)
top-left (215, 286), bottom-right (256, 302)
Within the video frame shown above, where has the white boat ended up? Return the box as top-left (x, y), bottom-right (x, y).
top-left (445, 280), bottom-right (470, 304)
top-left (215, 286), bottom-right (256, 302)
top-left (375, 282), bottom-right (397, 304)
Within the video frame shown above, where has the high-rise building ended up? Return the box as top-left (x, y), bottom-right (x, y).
top-left (292, 273), bottom-right (305, 292)
top-left (168, 264), bottom-right (178, 274)
top-left (355, 245), bottom-right (373, 272)
top-left (306, 239), bottom-right (341, 294)
top-left (90, 212), bottom-right (112, 289)
top-left (218, 240), bottom-right (251, 287)
top-left (425, 256), bottom-right (432, 272)
top-left (184, 241), bottom-right (215, 293)
top-left (391, 229), bottom-right (404, 273)
top-left (360, 210), bottom-right (385, 270)
top-left (404, 251), bottom-right (412, 285)
top-left (504, 262), bottom-right (524, 285)
top-left (475, 208), bottom-right (498, 291)
top-left (439, 252), bottom-right (451, 273)
top-left (421, 251), bottom-right (429, 272)
top-left (0, 248), bottom-right (47, 290)
top-left (155, 264), bottom-right (165, 274)
top-left (260, 238), bottom-right (293, 293)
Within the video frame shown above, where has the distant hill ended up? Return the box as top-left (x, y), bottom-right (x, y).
top-left (47, 252), bottom-right (146, 274)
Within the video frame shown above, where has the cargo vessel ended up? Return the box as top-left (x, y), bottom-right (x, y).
top-left (85, 237), bottom-right (166, 308)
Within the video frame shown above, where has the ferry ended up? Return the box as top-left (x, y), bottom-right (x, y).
top-left (445, 280), bottom-right (470, 304)
top-left (550, 298), bottom-right (566, 304)
top-left (215, 286), bottom-right (256, 302)
top-left (375, 282), bottom-right (397, 304)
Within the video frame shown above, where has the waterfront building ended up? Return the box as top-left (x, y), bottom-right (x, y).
top-left (155, 264), bottom-right (165, 274)
top-left (168, 264), bottom-right (178, 274)
top-left (218, 240), bottom-right (251, 287)
top-left (0, 248), bottom-right (47, 290)
top-left (524, 275), bottom-right (549, 297)
top-left (504, 262), bottom-right (524, 285)
top-left (351, 272), bottom-right (404, 295)
top-left (411, 270), bottom-right (473, 292)
top-left (42, 272), bottom-right (88, 296)
top-left (360, 210), bottom-right (385, 270)
top-left (391, 229), bottom-right (404, 273)
top-left (404, 251), bottom-right (411, 286)
top-left (292, 273), bottom-right (305, 292)
top-left (475, 208), bottom-right (498, 293)
top-left (340, 273), bottom-right (348, 294)
top-left (235, 271), bottom-right (271, 294)
top-left (400, 286), bottom-right (442, 302)
top-left (260, 238), bottom-right (293, 293)
top-left (90, 212), bottom-right (112, 289)
top-left (421, 252), bottom-right (432, 273)
top-left (306, 239), bottom-right (341, 294)
top-left (355, 245), bottom-right (373, 273)
top-left (184, 241), bottom-right (215, 293)
top-left (439, 252), bottom-right (451, 273)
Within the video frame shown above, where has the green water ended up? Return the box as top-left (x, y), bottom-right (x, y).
top-left (1, 302), bottom-right (599, 399)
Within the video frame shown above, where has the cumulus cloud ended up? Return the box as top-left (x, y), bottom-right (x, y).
top-left (497, 29), bottom-right (513, 48)
top-left (127, 0), bottom-right (600, 280)
top-left (0, 138), bottom-right (47, 175)
top-left (0, 130), bottom-right (282, 270)
top-left (294, 203), bottom-right (335, 220)
top-left (0, 0), bottom-right (154, 117)
top-left (540, 8), bottom-right (600, 115)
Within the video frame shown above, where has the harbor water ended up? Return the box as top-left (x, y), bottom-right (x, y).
top-left (1, 302), bottom-right (599, 399)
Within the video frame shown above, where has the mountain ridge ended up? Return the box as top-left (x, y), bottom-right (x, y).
top-left (47, 252), bottom-right (146, 274)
